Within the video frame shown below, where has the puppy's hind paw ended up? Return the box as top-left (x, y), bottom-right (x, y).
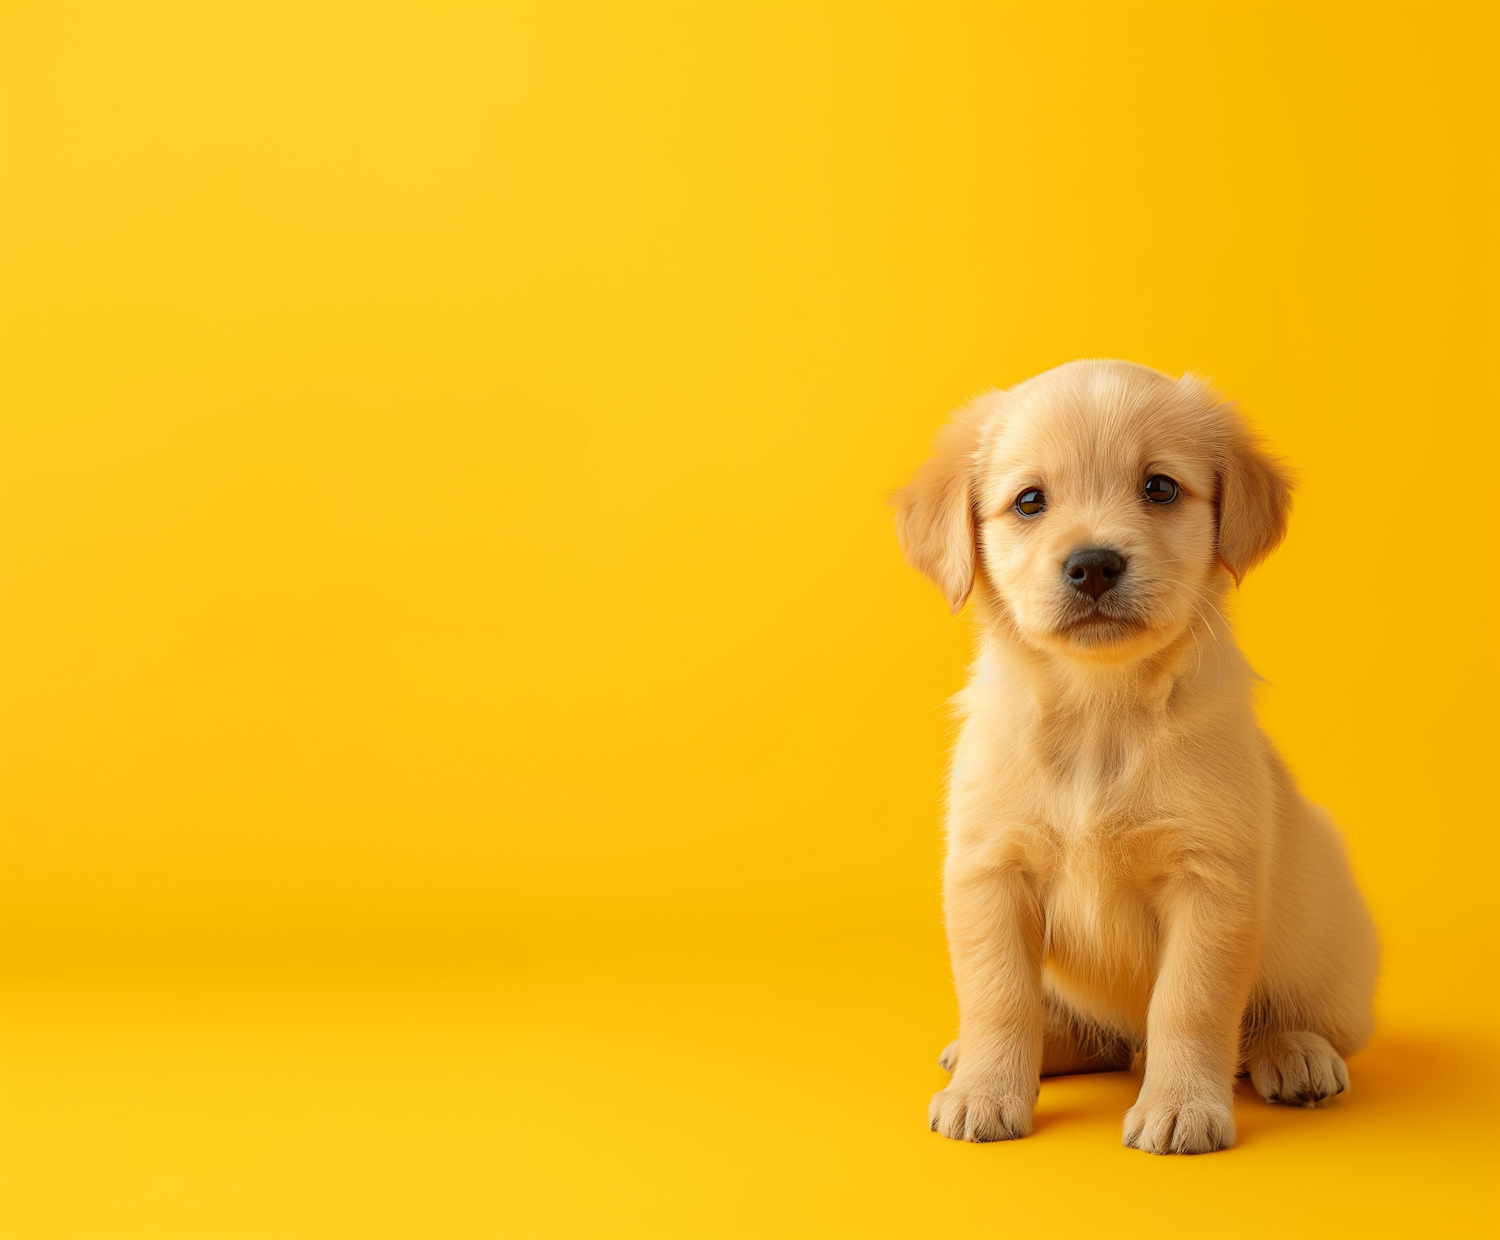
top-left (1249, 1031), bottom-right (1349, 1107)
top-left (938, 1039), bottom-right (959, 1073)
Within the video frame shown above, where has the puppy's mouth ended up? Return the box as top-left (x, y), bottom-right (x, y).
top-left (1055, 601), bottom-right (1146, 643)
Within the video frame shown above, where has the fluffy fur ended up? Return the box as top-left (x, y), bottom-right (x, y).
top-left (895, 359), bottom-right (1377, 1155)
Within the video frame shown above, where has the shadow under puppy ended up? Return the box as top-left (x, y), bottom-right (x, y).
top-left (895, 360), bottom-right (1377, 1155)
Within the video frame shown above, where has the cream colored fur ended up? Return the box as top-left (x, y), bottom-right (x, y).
top-left (895, 360), bottom-right (1377, 1155)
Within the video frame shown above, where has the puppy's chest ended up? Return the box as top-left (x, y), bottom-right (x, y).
top-left (1042, 854), bottom-right (1158, 1016)
top-left (950, 697), bottom-right (1200, 869)
top-left (964, 719), bottom-right (1190, 883)
top-left (1010, 737), bottom-right (1192, 986)
top-left (1014, 728), bottom-right (1162, 840)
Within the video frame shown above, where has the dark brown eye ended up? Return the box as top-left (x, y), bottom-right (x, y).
top-left (1015, 488), bottom-right (1046, 517)
top-left (1144, 475), bottom-right (1178, 504)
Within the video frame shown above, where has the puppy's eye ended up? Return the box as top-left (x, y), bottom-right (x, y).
top-left (1143, 475), bottom-right (1179, 504)
top-left (1015, 489), bottom-right (1046, 517)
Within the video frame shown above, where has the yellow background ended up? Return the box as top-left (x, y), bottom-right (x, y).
top-left (2, 2), bottom-right (1496, 1236)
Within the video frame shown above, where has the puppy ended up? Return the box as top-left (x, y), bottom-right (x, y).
top-left (895, 359), bottom-right (1377, 1155)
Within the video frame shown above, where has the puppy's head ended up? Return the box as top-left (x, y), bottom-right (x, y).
top-left (895, 360), bottom-right (1291, 663)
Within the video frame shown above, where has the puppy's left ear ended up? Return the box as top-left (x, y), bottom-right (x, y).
top-left (1216, 422), bottom-right (1293, 585)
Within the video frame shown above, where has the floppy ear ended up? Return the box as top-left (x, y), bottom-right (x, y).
top-left (1216, 424), bottom-right (1293, 585)
top-left (893, 402), bottom-right (988, 613)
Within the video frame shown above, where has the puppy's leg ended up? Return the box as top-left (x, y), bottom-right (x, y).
top-left (1123, 878), bottom-right (1254, 1155)
top-left (929, 865), bottom-right (1044, 1142)
top-left (1246, 1030), bottom-right (1348, 1106)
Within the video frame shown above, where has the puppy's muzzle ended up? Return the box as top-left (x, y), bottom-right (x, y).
top-left (1065, 547), bottom-right (1127, 602)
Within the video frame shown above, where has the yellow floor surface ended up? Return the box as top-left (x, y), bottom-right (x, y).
top-left (3, 924), bottom-right (1495, 1238)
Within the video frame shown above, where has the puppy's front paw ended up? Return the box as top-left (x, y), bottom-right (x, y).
top-left (1249, 1031), bottom-right (1348, 1107)
top-left (1123, 1092), bottom-right (1235, 1155)
top-left (929, 1080), bottom-right (1033, 1143)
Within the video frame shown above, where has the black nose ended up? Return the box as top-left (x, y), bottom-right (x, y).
top-left (1064, 547), bottom-right (1126, 601)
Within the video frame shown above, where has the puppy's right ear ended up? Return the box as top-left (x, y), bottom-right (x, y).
top-left (893, 403), bottom-right (987, 613)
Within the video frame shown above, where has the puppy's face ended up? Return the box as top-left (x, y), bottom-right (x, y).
top-left (896, 361), bottom-right (1291, 666)
top-left (974, 376), bottom-right (1221, 662)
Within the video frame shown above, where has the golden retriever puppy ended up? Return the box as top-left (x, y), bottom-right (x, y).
top-left (895, 359), bottom-right (1377, 1155)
